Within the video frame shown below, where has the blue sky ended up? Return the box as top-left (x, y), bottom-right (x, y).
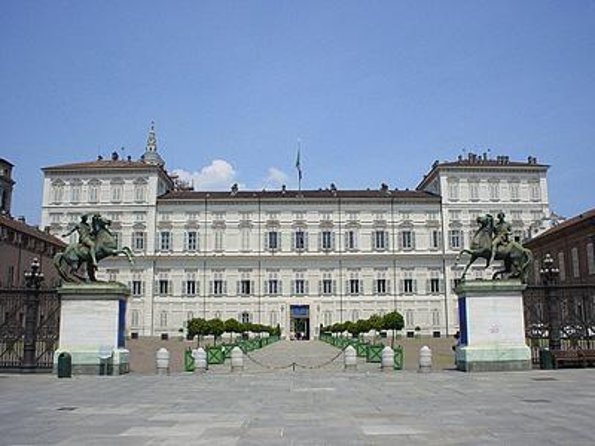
top-left (1, 1), bottom-right (594, 224)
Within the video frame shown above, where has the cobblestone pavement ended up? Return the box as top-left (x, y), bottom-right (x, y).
top-left (2, 340), bottom-right (595, 445)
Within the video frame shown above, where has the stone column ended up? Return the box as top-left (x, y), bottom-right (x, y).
top-left (53, 282), bottom-right (130, 375)
top-left (455, 280), bottom-right (531, 372)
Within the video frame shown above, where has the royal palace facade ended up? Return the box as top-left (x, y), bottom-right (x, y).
top-left (40, 127), bottom-right (551, 338)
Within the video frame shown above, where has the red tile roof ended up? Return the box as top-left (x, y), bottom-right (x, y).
top-left (526, 208), bottom-right (595, 245)
top-left (42, 159), bottom-right (162, 171)
top-left (159, 189), bottom-right (440, 202)
top-left (0, 214), bottom-right (66, 247)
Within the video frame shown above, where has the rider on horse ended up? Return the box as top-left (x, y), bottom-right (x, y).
top-left (62, 214), bottom-right (98, 268)
top-left (490, 212), bottom-right (512, 264)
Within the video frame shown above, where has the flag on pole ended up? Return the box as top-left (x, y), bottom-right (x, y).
top-left (295, 147), bottom-right (302, 182)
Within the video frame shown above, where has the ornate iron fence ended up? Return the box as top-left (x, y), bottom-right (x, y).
top-left (524, 284), bottom-right (595, 364)
top-left (0, 287), bottom-right (60, 371)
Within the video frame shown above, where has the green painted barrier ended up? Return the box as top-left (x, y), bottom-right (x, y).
top-left (206, 346), bottom-right (225, 365)
top-left (366, 344), bottom-right (383, 363)
top-left (355, 343), bottom-right (368, 357)
top-left (184, 348), bottom-right (195, 372)
top-left (393, 346), bottom-right (404, 370)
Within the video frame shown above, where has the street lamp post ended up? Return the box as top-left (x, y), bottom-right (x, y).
top-left (22, 258), bottom-right (44, 371)
top-left (540, 253), bottom-right (560, 351)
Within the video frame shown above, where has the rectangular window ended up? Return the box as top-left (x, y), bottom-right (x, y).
top-left (71, 185), bottom-right (81, 203)
top-left (349, 279), bottom-right (360, 295)
top-left (430, 278), bottom-right (440, 293)
top-left (213, 279), bottom-right (224, 295)
top-left (469, 181), bottom-right (479, 200)
top-left (401, 230), bottom-right (413, 250)
top-left (556, 252), bottom-right (565, 281)
top-left (111, 185), bottom-right (123, 202)
top-left (134, 185), bottom-right (146, 202)
top-left (88, 184), bottom-right (99, 203)
top-left (489, 182), bottom-right (500, 200)
top-left (510, 182), bottom-right (520, 201)
top-left (430, 230), bottom-right (441, 249)
top-left (132, 280), bottom-right (142, 296)
top-left (158, 279), bottom-right (169, 295)
top-left (240, 280), bottom-right (252, 295)
top-left (267, 279), bottom-right (279, 295)
top-left (294, 230), bottom-right (306, 250)
top-left (294, 279), bottom-right (305, 295)
top-left (449, 230), bottom-right (463, 249)
top-left (186, 280), bottom-right (197, 296)
top-left (267, 231), bottom-right (279, 250)
top-left (345, 230), bottom-right (357, 250)
top-left (133, 232), bottom-right (145, 251)
top-left (587, 243), bottom-right (595, 275)
top-left (241, 228), bottom-right (251, 251)
top-left (322, 279), bottom-right (333, 295)
top-left (403, 278), bottom-right (414, 294)
top-left (159, 232), bottom-right (171, 251)
top-left (448, 181), bottom-right (459, 200)
top-left (186, 231), bottom-right (198, 251)
top-left (214, 230), bottom-right (223, 251)
top-left (321, 231), bottom-right (333, 250)
top-left (241, 312), bottom-right (251, 324)
top-left (376, 279), bottom-right (387, 295)
top-left (530, 182), bottom-right (541, 200)
top-left (374, 230), bottom-right (387, 250)
top-left (572, 247), bottom-right (580, 279)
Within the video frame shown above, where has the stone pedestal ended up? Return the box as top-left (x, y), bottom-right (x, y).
top-left (455, 280), bottom-right (531, 372)
top-left (53, 282), bottom-right (130, 375)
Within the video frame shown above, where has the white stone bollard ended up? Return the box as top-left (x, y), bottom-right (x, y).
top-left (156, 347), bottom-right (170, 375)
top-left (230, 346), bottom-right (244, 372)
top-left (193, 348), bottom-right (207, 373)
top-left (381, 346), bottom-right (394, 371)
top-left (344, 345), bottom-right (357, 370)
top-left (419, 345), bottom-right (432, 373)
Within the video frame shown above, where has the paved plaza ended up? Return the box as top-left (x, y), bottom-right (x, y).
top-left (1, 340), bottom-right (594, 445)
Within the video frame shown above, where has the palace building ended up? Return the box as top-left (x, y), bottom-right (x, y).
top-left (40, 126), bottom-right (551, 338)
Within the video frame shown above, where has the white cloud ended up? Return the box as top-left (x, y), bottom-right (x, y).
top-left (264, 167), bottom-right (289, 188)
top-left (172, 159), bottom-right (237, 190)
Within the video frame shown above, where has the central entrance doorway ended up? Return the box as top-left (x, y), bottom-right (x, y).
top-left (290, 305), bottom-right (310, 340)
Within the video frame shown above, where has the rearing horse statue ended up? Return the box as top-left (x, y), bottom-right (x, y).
top-left (455, 213), bottom-right (532, 283)
top-left (54, 214), bottom-right (134, 282)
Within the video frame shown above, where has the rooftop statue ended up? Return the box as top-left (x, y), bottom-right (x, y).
top-left (54, 213), bottom-right (134, 282)
top-left (455, 212), bottom-right (532, 283)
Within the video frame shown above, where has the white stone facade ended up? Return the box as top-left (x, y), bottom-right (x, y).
top-left (40, 139), bottom-right (550, 339)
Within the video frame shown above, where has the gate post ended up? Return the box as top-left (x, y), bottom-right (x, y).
top-left (22, 258), bottom-right (44, 372)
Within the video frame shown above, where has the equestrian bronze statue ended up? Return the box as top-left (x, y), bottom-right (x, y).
top-left (54, 213), bottom-right (134, 282)
top-left (455, 212), bottom-right (532, 283)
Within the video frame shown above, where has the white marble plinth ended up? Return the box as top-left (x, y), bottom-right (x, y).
top-left (455, 280), bottom-right (531, 372)
top-left (53, 282), bottom-right (130, 375)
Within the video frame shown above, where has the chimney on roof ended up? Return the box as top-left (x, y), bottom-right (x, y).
top-left (330, 183), bottom-right (337, 191)
top-left (483, 152), bottom-right (487, 161)
top-left (17, 215), bottom-right (25, 223)
top-left (380, 183), bottom-right (389, 192)
top-left (281, 184), bottom-right (286, 194)
top-left (97, 155), bottom-right (103, 160)
top-left (127, 155), bottom-right (132, 162)
top-left (111, 151), bottom-right (119, 161)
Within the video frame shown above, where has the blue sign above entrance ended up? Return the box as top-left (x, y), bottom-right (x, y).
top-left (290, 305), bottom-right (309, 317)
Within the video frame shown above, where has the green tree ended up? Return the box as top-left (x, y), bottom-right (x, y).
top-left (187, 318), bottom-right (209, 346)
top-left (382, 311), bottom-right (404, 347)
top-left (207, 318), bottom-right (225, 346)
top-left (224, 318), bottom-right (242, 334)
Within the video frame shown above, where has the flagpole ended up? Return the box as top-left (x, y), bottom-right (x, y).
top-left (296, 139), bottom-right (303, 192)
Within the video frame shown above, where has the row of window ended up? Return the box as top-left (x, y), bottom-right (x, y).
top-left (131, 308), bottom-right (443, 330)
top-left (152, 229), bottom-right (467, 252)
top-left (51, 180), bottom-right (147, 204)
top-left (448, 180), bottom-right (541, 202)
top-left (132, 277), bottom-right (445, 297)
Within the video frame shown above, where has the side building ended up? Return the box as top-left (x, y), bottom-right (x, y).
top-left (1, 159), bottom-right (65, 288)
top-left (40, 129), bottom-right (551, 338)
